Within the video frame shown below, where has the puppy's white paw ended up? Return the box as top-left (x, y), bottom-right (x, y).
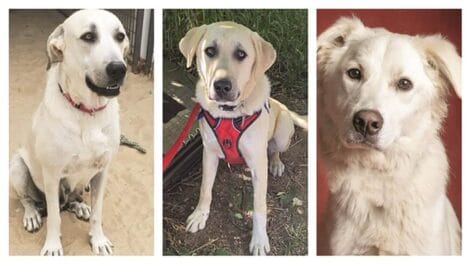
top-left (40, 237), bottom-right (63, 256)
top-left (68, 201), bottom-right (91, 221)
top-left (249, 232), bottom-right (270, 256)
top-left (186, 209), bottom-right (209, 233)
top-left (90, 233), bottom-right (113, 256)
top-left (269, 158), bottom-right (285, 177)
top-left (23, 207), bottom-right (42, 232)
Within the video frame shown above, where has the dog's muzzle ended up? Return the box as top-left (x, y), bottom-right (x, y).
top-left (85, 62), bottom-right (127, 98)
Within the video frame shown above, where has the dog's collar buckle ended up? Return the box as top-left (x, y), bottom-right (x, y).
top-left (59, 84), bottom-right (107, 116)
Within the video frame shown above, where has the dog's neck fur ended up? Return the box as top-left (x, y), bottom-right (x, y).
top-left (49, 63), bottom-right (112, 109)
top-left (195, 75), bottom-right (271, 118)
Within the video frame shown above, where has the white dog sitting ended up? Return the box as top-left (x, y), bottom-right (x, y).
top-left (10, 10), bottom-right (129, 256)
top-left (317, 17), bottom-right (461, 255)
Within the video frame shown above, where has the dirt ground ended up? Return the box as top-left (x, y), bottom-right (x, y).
top-left (163, 131), bottom-right (308, 256)
top-left (9, 10), bottom-right (154, 255)
top-left (162, 65), bottom-right (308, 256)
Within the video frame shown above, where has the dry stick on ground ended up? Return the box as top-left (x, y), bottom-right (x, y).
top-left (288, 137), bottom-right (303, 150)
top-left (189, 238), bottom-right (220, 255)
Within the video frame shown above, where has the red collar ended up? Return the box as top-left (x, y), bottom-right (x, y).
top-left (59, 84), bottom-right (107, 115)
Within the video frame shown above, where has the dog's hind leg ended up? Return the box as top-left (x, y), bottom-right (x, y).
top-left (10, 152), bottom-right (45, 232)
top-left (268, 111), bottom-right (295, 177)
top-left (63, 187), bottom-right (91, 221)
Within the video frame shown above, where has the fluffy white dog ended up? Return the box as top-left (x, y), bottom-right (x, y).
top-left (317, 17), bottom-right (461, 255)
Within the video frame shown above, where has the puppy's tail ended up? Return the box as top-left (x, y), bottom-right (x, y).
top-left (288, 111), bottom-right (308, 130)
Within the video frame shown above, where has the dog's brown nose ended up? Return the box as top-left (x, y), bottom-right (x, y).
top-left (353, 110), bottom-right (383, 136)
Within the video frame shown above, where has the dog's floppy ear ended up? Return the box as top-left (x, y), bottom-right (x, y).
top-left (251, 31), bottom-right (277, 78)
top-left (241, 32), bottom-right (276, 101)
top-left (317, 17), bottom-right (366, 76)
top-left (123, 33), bottom-right (130, 59)
top-left (179, 25), bottom-right (208, 68)
top-left (417, 35), bottom-right (461, 98)
top-left (317, 16), bottom-right (365, 50)
top-left (46, 24), bottom-right (65, 70)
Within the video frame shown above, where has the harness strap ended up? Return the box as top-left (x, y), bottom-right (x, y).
top-left (201, 109), bottom-right (262, 165)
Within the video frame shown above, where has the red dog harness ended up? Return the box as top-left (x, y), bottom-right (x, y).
top-left (201, 109), bottom-right (262, 165)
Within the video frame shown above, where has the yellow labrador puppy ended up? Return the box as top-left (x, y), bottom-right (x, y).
top-left (317, 17), bottom-right (461, 255)
top-left (179, 21), bottom-right (307, 255)
top-left (10, 10), bottom-right (129, 256)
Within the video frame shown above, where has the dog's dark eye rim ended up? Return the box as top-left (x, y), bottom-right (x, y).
top-left (205, 46), bottom-right (217, 58)
top-left (80, 32), bottom-right (97, 43)
top-left (397, 78), bottom-right (413, 91)
top-left (115, 32), bottom-right (126, 42)
top-left (347, 68), bottom-right (362, 80)
top-left (234, 49), bottom-right (247, 61)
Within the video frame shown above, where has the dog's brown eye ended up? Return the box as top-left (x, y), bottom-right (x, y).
top-left (81, 32), bottom-right (97, 43)
top-left (115, 32), bottom-right (125, 42)
top-left (205, 47), bottom-right (217, 58)
top-left (397, 78), bottom-right (413, 91)
top-left (347, 68), bottom-right (362, 80)
top-left (234, 49), bottom-right (247, 61)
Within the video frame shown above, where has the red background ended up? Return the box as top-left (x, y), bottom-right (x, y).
top-left (317, 10), bottom-right (462, 254)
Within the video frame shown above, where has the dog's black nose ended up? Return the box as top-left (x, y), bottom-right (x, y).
top-left (106, 62), bottom-right (127, 82)
top-left (214, 79), bottom-right (232, 97)
top-left (353, 110), bottom-right (383, 136)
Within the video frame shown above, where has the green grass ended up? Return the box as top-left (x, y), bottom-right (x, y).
top-left (163, 9), bottom-right (308, 97)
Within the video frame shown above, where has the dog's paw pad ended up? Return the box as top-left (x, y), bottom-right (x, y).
top-left (185, 210), bottom-right (209, 233)
top-left (249, 233), bottom-right (270, 256)
top-left (23, 207), bottom-right (42, 233)
top-left (90, 234), bottom-right (113, 255)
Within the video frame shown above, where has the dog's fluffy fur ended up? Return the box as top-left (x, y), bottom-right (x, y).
top-left (317, 17), bottom-right (461, 255)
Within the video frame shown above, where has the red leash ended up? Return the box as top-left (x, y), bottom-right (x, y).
top-left (163, 103), bottom-right (201, 173)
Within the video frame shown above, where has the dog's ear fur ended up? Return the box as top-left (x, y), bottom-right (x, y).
top-left (317, 17), bottom-right (366, 79)
top-left (179, 25), bottom-right (208, 68)
top-left (251, 31), bottom-right (276, 78)
top-left (46, 24), bottom-right (65, 70)
top-left (416, 35), bottom-right (461, 98)
top-left (240, 32), bottom-right (276, 101)
top-left (123, 33), bottom-right (130, 59)
top-left (317, 17), bottom-right (365, 49)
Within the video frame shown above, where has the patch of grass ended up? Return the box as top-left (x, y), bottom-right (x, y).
top-left (283, 222), bottom-right (308, 255)
top-left (163, 9), bottom-right (308, 97)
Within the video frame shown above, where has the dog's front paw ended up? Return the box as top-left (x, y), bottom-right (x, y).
top-left (68, 201), bottom-right (91, 221)
top-left (40, 238), bottom-right (63, 256)
top-left (186, 209), bottom-right (209, 233)
top-left (249, 232), bottom-right (270, 256)
top-left (23, 207), bottom-right (42, 232)
top-left (269, 157), bottom-right (285, 177)
top-left (90, 233), bottom-right (114, 255)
